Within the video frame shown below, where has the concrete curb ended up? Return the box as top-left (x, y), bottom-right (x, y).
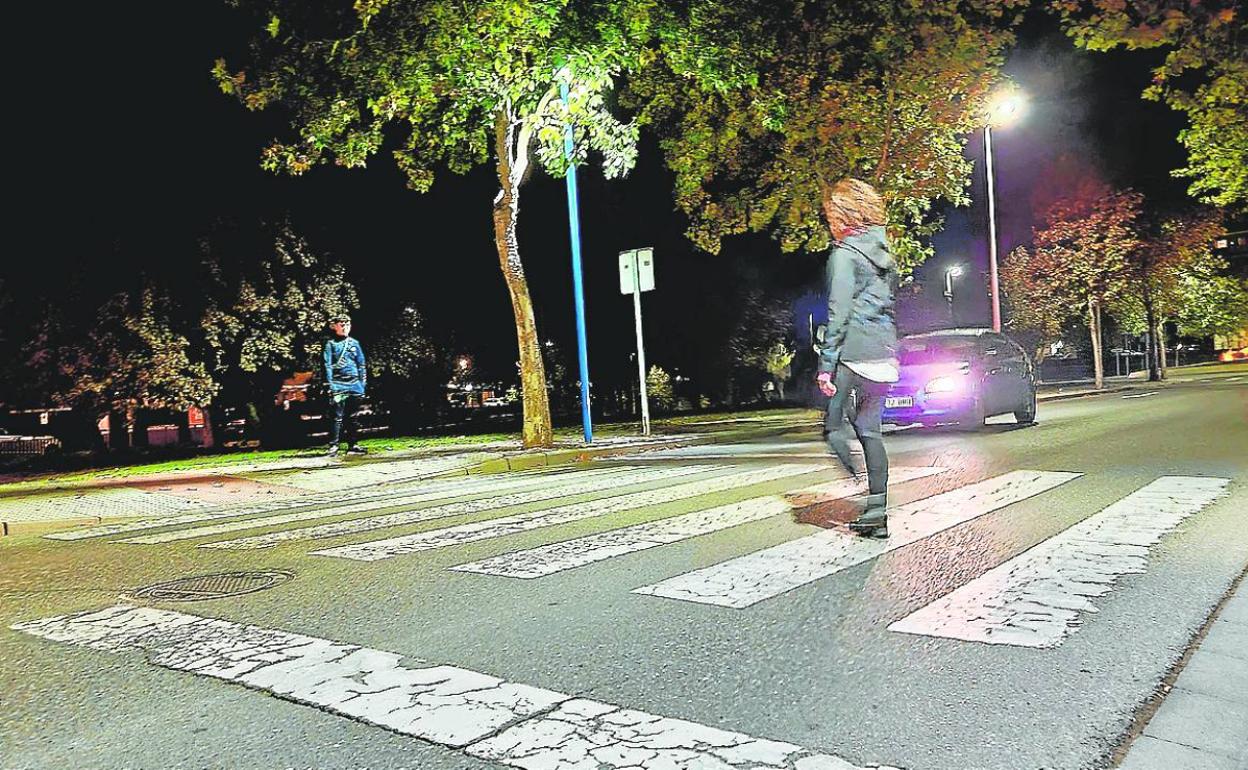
top-left (2, 517), bottom-right (117, 538)
top-left (1037, 385), bottom-right (1140, 402)
top-left (0, 418), bottom-right (816, 536)
top-left (442, 420), bottom-right (816, 478)
top-left (0, 444), bottom-right (503, 500)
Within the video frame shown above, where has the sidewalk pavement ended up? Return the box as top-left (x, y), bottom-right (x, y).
top-left (0, 414), bottom-right (815, 535)
top-left (6, 369), bottom-right (1240, 535)
top-left (1118, 573), bottom-right (1248, 769)
top-left (1037, 376), bottom-right (1139, 401)
top-left (1038, 362), bottom-right (1247, 402)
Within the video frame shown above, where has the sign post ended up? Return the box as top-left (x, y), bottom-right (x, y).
top-left (619, 248), bottom-right (655, 435)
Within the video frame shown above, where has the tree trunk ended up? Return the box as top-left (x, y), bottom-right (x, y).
top-left (107, 409), bottom-right (130, 451)
top-left (173, 409), bottom-right (192, 446)
top-left (1033, 345), bottom-right (1049, 370)
top-left (493, 107), bottom-right (553, 448)
top-left (1088, 300), bottom-right (1105, 390)
top-left (131, 408), bottom-right (151, 448)
top-left (1143, 289), bottom-right (1161, 382)
top-left (1155, 319), bottom-right (1168, 380)
top-left (199, 407), bottom-right (216, 449)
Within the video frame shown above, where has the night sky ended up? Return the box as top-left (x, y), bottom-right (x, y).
top-left (7, 4), bottom-right (1199, 385)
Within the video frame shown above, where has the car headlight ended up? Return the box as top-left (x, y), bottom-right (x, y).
top-left (926, 376), bottom-right (959, 393)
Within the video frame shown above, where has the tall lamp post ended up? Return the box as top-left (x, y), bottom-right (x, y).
top-left (944, 264), bottom-right (965, 325)
top-left (559, 76), bottom-right (593, 444)
top-left (984, 90), bottom-right (1025, 332)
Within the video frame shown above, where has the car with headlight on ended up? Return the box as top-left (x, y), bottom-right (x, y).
top-left (882, 328), bottom-right (1037, 430)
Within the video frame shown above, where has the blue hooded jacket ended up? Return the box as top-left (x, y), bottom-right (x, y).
top-left (324, 336), bottom-right (366, 395)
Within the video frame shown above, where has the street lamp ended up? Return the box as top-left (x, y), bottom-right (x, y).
top-left (984, 89), bottom-right (1025, 332)
top-left (944, 264), bottom-right (965, 324)
top-left (558, 73), bottom-right (594, 444)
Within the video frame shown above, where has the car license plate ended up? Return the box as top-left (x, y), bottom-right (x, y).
top-left (885, 396), bottom-right (913, 408)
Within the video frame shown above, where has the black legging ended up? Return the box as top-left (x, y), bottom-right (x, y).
top-left (824, 364), bottom-right (889, 496)
top-left (329, 394), bottom-right (362, 448)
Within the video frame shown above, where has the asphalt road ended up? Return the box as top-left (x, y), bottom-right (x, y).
top-left (1, 372), bottom-right (1245, 770)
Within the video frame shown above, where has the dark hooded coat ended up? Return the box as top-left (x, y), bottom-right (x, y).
top-left (816, 225), bottom-right (899, 373)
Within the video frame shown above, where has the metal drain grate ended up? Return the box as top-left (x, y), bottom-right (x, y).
top-left (128, 570), bottom-right (293, 602)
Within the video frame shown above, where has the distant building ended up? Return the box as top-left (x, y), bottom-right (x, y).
top-left (1214, 229), bottom-right (1248, 270)
top-left (277, 371), bottom-right (316, 409)
top-left (95, 407), bottom-right (212, 448)
top-left (1212, 230), bottom-right (1248, 360)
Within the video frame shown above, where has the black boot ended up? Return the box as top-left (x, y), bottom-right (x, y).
top-left (847, 494), bottom-right (888, 538)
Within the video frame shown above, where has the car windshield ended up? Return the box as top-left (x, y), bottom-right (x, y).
top-left (899, 337), bottom-right (978, 365)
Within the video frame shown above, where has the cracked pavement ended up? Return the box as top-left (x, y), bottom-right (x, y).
top-left (2, 375), bottom-right (1246, 769)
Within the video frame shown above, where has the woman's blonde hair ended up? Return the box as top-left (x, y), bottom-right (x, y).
top-left (822, 178), bottom-right (886, 240)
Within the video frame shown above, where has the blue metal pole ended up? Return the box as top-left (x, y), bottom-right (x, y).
top-left (560, 80), bottom-right (593, 444)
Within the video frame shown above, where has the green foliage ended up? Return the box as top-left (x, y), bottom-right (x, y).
top-left (368, 303), bottom-right (445, 417)
top-left (631, 0), bottom-right (1027, 270)
top-left (53, 288), bottom-right (219, 416)
top-left (1002, 245), bottom-right (1068, 350)
top-left (1110, 210), bottom-right (1230, 337)
top-left (1052, 1), bottom-right (1247, 210)
top-left (741, 340), bottom-right (795, 398)
top-left (742, 337), bottom-right (794, 378)
top-left (200, 224), bottom-right (359, 383)
top-left (762, 341), bottom-right (795, 381)
top-left (1004, 182), bottom-right (1143, 344)
top-left (728, 291), bottom-right (794, 371)
top-left (369, 304), bottom-right (437, 382)
top-left (215, 0), bottom-right (654, 189)
top-left (646, 364), bottom-right (676, 411)
top-left (1173, 255), bottom-right (1248, 338)
top-left (216, 0), bottom-right (661, 446)
top-left (539, 340), bottom-right (580, 408)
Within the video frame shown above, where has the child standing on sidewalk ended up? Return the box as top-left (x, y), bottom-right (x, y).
top-left (324, 315), bottom-right (367, 457)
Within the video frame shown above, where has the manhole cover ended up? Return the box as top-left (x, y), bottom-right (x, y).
top-left (128, 570), bottom-right (293, 602)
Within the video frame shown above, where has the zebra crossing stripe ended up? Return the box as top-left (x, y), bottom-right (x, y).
top-left (10, 605), bottom-right (891, 770)
top-left (451, 466), bottom-right (949, 579)
top-left (613, 451), bottom-right (843, 460)
top-left (110, 466), bottom-right (635, 546)
top-left (114, 465), bottom-right (671, 547)
top-left (634, 470), bottom-right (1083, 609)
top-left (888, 476), bottom-right (1230, 648)
top-left (603, 441), bottom-right (863, 461)
top-left (43, 467), bottom-right (580, 542)
top-left (311, 464), bottom-right (827, 563)
top-left (185, 465), bottom-right (713, 550)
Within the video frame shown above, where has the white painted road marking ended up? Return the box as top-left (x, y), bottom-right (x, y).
top-left (888, 476), bottom-right (1230, 648)
top-left (11, 605), bottom-right (890, 769)
top-left (468, 698), bottom-right (886, 769)
top-left (121, 466), bottom-right (702, 547)
top-left (312, 464), bottom-right (827, 562)
top-left (43, 467), bottom-right (581, 542)
top-left (611, 451), bottom-right (851, 460)
top-left (1225, 376), bottom-right (1243, 383)
top-left (451, 467), bottom-right (949, 579)
top-left (604, 441), bottom-right (864, 461)
top-left (1122, 392), bottom-right (1159, 399)
top-left (634, 470), bottom-right (1083, 608)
